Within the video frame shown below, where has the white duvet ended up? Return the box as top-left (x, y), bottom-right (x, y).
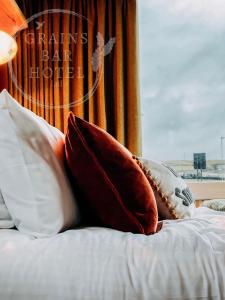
top-left (0, 207), bottom-right (224, 300)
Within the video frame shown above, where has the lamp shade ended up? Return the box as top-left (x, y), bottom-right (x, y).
top-left (0, 0), bottom-right (27, 36)
top-left (0, 0), bottom-right (27, 65)
top-left (0, 0), bottom-right (27, 91)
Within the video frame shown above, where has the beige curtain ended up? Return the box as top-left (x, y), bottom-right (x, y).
top-left (0, 0), bottom-right (141, 155)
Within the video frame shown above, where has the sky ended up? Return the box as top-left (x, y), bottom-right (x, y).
top-left (138, 0), bottom-right (225, 161)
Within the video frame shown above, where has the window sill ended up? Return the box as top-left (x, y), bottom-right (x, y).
top-left (188, 181), bottom-right (225, 201)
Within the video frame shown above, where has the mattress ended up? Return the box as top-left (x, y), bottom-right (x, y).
top-left (0, 207), bottom-right (224, 300)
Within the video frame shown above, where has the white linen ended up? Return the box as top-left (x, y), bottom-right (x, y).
top-left (0, 207), bottom-right (224, 300)
top-left (0, 89), bottom-right (79, 237)
top-left (0, 190), bottom-right (14, 229)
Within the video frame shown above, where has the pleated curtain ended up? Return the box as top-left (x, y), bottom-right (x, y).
top-left (0, 0), bottom-right (141, 155)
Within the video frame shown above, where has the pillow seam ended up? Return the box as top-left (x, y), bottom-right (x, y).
top-left (133, 156), bottom-right (178, 219)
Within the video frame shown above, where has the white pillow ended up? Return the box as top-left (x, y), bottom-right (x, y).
top-left (202, 199), bottom-right (225, 212)
top-left (0, 89), bottom-right (80, 237)
top-left (139, 158), bottom-right (195, 219)
top-left (0, 191), bottom-right (14, 229)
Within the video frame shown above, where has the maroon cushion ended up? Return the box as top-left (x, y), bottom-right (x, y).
top-left (65, 113), bottom-right (158, 234)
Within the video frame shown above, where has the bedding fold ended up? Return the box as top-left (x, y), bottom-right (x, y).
top-left (0, 207), bottom-right (224, 300)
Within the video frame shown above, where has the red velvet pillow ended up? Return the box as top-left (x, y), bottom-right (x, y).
top-left (65, 113), bottom-right (158, 234)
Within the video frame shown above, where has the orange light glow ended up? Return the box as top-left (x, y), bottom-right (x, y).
top-left (0, 0), bottom-right (27, 36)
top-left (0, 31), bottom-right (17, 65)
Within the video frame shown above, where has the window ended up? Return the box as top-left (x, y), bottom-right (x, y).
top-left (138, 0), bottom-right (225, 182)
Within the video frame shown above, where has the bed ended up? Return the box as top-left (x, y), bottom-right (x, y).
top-left (0, 207), bottom-right (224, 300)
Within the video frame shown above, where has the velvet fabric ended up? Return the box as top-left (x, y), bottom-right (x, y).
top-left (65, 113), bottom-right (158, 234)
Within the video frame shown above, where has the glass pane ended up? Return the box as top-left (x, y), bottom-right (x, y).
top-left (138, 0), bottom-right (225, 181)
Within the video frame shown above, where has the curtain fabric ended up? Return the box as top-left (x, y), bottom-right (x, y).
top-left (0, 0), bottom-right (141, 155)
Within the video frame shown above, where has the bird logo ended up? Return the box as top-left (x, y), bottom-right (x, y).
top-left (35, 21), bottom-right (45, 29)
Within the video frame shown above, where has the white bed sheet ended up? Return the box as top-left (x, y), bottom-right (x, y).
top-left (0, 207), bottom-right (224, 300)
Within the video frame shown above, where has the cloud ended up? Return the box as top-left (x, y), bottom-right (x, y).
top-left (140, 0), bottom-right (225, 28)
top-left (139, 1), bottom-right (225, 161)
